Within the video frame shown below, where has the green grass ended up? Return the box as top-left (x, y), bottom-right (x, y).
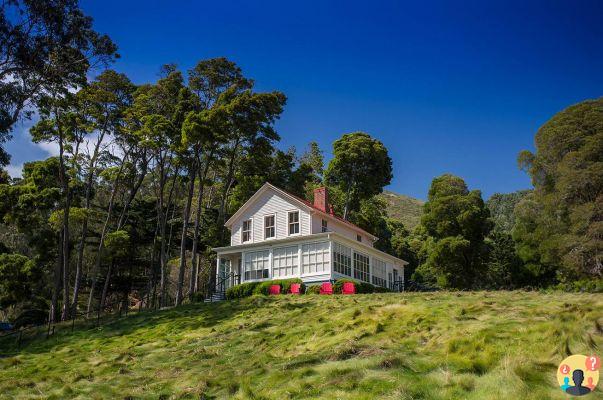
top-left (1, 291), bottom-right (602, 399)
top-left (379, 190), bottom-right (424, 230)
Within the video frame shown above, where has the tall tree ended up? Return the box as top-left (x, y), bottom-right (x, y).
top-left (0, 0), bottom-right (117, 166)
top-left (325, 132), bottom-right (392, 220)
top-left (414, 174), bottom-right (492, 289)
top-left (514, 97), bottom-right (603, 282)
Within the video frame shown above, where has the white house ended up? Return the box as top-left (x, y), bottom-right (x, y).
top-left (212, 183), bottom-right (407, 295)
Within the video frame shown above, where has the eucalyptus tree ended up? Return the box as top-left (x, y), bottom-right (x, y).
top-left (0, 0), bottom-right (117, 166)
top-left (30, 92), bottom-right (89, 321)
top-left (131, 69), bottom-right (184, 307)
top-left (71, 70), bottom-right (135, 315)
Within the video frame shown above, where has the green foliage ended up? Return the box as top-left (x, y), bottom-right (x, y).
top-left (332, 278), bottom-right (388, 294)
top-left (486, 190), bottom-right (531, 233)
top-left (252, 278), bottom-right (304, 295)
top-left (225, 282), bottom-right (259, 299)
top-left (415, 174), bottom-right (492, 289)
top-left (0, 253), bottom-right (36, 308)
top-left (304, 284), bottom-right (321, 294)
top-left (484, 231), bottom-right (532, 289)
top-left (514, 97), bottom-right (603, 282)
top-left (104, 230), bottom-right (130, 258)
top-left (325, 132), bottom-right (393, 219)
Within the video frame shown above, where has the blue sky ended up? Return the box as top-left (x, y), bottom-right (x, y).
top-left (6, 0), bottom-right (603, 200)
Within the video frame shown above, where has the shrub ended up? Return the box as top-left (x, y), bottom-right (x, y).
top-left (333, 278), bottom-right (389, 294)
top-left (305, 285), bottom-right (321, 294)
top-left (226, 282), bottom-right (259, 300)
top-left (252, 278), bottom-right (304, 295)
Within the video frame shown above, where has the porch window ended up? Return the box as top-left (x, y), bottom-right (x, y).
top-left (272, 245), bottom-right (299, 277)
top-left (353, 251), bottom-right (370, 282)
top-left (332, 242), bottom-right (352, 276)
top-left (372, 258), bottom-right (387, 288)
top-left (288, 211), bottom-right (300, 235)
top-left (301, 241), bottom-right (330, 274)
top-left (244, 250), bottom-right (270, 280)
top-left (264, 214), bottom-right (275, 239)
top-left (242, 219), bottom-right (252, 243)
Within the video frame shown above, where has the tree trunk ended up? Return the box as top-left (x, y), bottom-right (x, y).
top-left (217, 141), bottom-right (240, 241)
top-left (86, 149), bottom-right (130, 314)
top-left (71, 132), bottom-right (105, 316)
top-left (100, 259), bottom-right (114, 311)
top-left (189, 153), bottom-right (213, 299)
top-left (50, 230), bottom-right (63, 323)
top-left (58, 133), bottom-right (71, 321)
top-left (175, 163), bottom-right (196, 306)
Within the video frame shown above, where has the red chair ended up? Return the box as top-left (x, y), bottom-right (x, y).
top-left (269, 285), bottom-right (281, 295)
top-left (320, 282), bottom-right (333, 295)
top-left (290, 283), bottom-right (301, 295)
top-left (342, 282), bottom-right (356, 295)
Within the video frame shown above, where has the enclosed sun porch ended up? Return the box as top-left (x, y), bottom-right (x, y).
top-left (213, 232), bottom-right (406, 295)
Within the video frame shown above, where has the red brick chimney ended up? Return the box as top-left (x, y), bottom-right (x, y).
top-left (313, 187), bottom-right (330, 213)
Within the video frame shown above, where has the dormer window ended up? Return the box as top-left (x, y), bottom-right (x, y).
top-left (242, 219), bottom-right (252, 243)
top-left (264, 214), bottom-right (275, 239)
top-left (356, 234), bottom-right (362, 242)
top-left (288, 211), bottom-right (299, 235)
top-left (321, 219), bottom-right (328, 233)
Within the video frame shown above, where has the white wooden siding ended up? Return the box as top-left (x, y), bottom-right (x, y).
top-left (311, 214), bottom-right (373, 247)
top-left (230, 191), bottom-right (310, 245)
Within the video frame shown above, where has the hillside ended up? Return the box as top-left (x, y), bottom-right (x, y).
top-left (379, 190), bottom-right (424, 230)
top-left (1, 292), bottom-right (601, 399)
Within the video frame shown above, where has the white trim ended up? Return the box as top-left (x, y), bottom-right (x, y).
top-left (263, 213), bottom-right (276, 240)
top-left (241, 218), bottom-right (253, 244)
top-left (287, 209), bottom-right (301, 236)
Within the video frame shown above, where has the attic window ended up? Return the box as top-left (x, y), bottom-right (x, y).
top-left (356, 234), bottom-right (362, 242)
top-left (242, 219), bottom-right (252, 243)
top-left (264, 215), bottom-right (275, 239)
top-left (321, 219), bottom-right (328, 233)
top-left (288, 211), bottom-right (300, 235)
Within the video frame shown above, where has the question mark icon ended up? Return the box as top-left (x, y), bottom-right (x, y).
top-left (560, 364), bottom-right (570, 374)
top-left (585, 355), bottom-right (600, 371)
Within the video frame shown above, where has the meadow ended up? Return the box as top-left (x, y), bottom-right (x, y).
top-left (0, 291), bottom-right (602, 399)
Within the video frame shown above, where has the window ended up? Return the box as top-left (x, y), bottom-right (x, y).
top-left (272, 245), bottom-right (299, 277)
top-left (353, 252), bottom-right (370, 282)
top-left (372, 258), bottom-right (387, 288)
top-left (242, 219), bottom-right (252, 243)
top-left (244, 250), bottom-right (270, 280)
top-left (321, 219), bottom-right (328, 233)
top-left (356, 234), bottom-right (362, 242)
top-left (264, 215), bottom-right (275, 239)
top-left (301, 241), bottom-right (330, 274)
top-left (288, 211), bottom-right (300, 235)
top-left (332, 242), bottom-right (352, 276)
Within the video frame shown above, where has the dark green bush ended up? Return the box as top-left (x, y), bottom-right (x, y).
top-left (252, 278), bottom-right (304, 295)
top-left (226, 282), bottom-right (259, 299)
top-left (333, 278), bottom-right (390, 294)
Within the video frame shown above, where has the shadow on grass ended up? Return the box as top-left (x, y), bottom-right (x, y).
top-left (1, 296), bottom-right (282, 357)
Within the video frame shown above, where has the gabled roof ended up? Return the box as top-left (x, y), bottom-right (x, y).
top-left (224, 182), bottom-right (378, 241)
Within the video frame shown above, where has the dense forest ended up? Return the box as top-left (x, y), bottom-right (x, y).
top-left (0, 1), bottom-right (601, 326)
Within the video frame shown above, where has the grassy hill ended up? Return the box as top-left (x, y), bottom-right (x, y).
top-left (1, 292), bottom-right (602, 399)
top-left (379, 190), bottom-right (424, 230)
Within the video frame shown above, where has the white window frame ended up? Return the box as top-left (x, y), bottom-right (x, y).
top-left (356, 234), bottom-right (362, 243)
top-left (243, 250), bottom-right (270, 281)
top-left (332, 241), bottom-right (352, 276)
top-left (272, 245), bottom-right (299, 278)
top-left (287, 210), bottom-right (300, 236)
top-left (372, 258), bottom-right (387, 288)
top-left (301, 241), bottom-right (330, 276)
top-left (264, 213), bottom-right (276, 240)
top-left (353, 251), bottom-right (370, 282)
top-left (241, 219), bottom-right (252, 243)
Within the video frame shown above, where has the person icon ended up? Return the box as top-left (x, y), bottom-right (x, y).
top-left (560, 377), bottom-right (571, 391)
top-left (566, 369), bottom-right (591, 396)
top-left (585, 376), bottom-right (596, 391)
